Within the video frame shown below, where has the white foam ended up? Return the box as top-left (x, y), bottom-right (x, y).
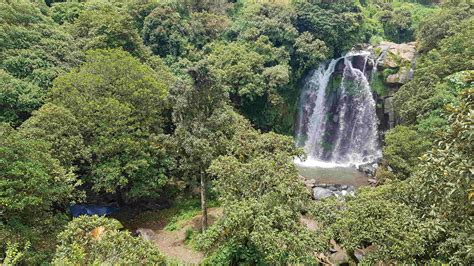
top-left (294, 157), bottom-right (351, 168)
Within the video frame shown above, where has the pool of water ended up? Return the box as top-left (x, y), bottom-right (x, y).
top-left (295, 158), bottom-right (368, 187)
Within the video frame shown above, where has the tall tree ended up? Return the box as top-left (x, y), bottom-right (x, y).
top-left (67, 1), bottom-right (149, 58)
top-left (47, 48), bottom-right (171, 202)
top-left (171, 61), bottom-right (249, 230)
top-left (0, 123), bottom-right (80, 264)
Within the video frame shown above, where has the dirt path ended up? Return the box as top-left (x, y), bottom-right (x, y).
top-left (148, 208), bottom-right (223, 264)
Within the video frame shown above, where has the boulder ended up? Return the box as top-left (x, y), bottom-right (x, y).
top-left (376, 41), bottom-right (416, 69)
top-left (358, 162), bottom-right (378, 176)
top-left (368, 178), bottom-right (377, 185)
top-left (135, 228), bottom-right (156, 241)
top-left (313, 187), bottom-right (334, 200)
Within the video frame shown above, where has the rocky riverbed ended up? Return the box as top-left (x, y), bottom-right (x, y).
top-left (299, 163), bottom-right (381, 200)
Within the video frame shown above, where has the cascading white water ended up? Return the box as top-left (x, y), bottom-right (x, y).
top-left (295, 51), bottom-right (382, 168)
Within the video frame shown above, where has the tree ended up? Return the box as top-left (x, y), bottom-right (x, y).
top-left (50, 1), bottom-right (84, 24)
top-left (0, 123), bottom-right (79, 264)
top-left (407, 88), bottom-right (474, 263)
top-left (293, 31), bottom-right (328, 75)
top-left (142, 4), bottom-right (190, 58)
top-left (0, 0), bottom-right (83, 117)
top-left (231, 1), bottom-right (298, 48)
top-left (19, 103), bottom-right (89, 168)
top-left (188, 11), bottom-right (230, 49)
top-left (380, 125), bottom-right (432, 180)
top-left (53, 216), bottom-right (166, 265)
top-left (205, 37), bottom-right (290, 130)
top-left (331, 184), bottom-right (425, 263)
top-left (197, 130), bottom-right (327, 264)
top-left (171, 61), bottom-right (249, 230)
top-left (394, 17), bottom-right (473, 124)
top-left (0, 123), bottom-right (78, 219)
top-left (67, 1), bottom-right (148, 58)
top-left (48, 49), bottom-right (171, 202)
top-left (0, 70), bottom-right (44, 126)
top-left (294, 0), bottom-right (365, 56)
top-left (416, 3), bottom-right (472, 52)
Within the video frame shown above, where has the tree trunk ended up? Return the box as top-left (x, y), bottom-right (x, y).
top-left (200, 172), bottom-right (208, 231)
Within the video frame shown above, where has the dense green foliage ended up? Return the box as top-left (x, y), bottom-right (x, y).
top-left (380, 125), bottom-right (432, 179)
top-left (0, 123), bottom-right (79, 263)
top-left (48, 49), bottom-right (170, 201)
top-left (53, 216), bottom-right (166, 265)
top-left (1, 0), bottom-right (472, 264)
top-left (198, 130), bottom-right (328, 264)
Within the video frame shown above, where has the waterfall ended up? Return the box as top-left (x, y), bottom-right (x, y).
top-left (295, 51), bottom-right (382, 168)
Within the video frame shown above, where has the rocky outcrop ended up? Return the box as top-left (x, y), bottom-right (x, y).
top-left (135, 228), bottom-right (156, 241)
top-left (312, 184), bottom-right (356, 200)
top-left (372, 41), bottom-right (417, 131)
top-left (377, 41), bottom-right (416, 68)
top-left (375, 41), bottom-right (416, 86)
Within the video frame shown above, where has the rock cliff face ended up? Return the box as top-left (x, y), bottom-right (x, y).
top-left (372, 41), bottom-right (417, 131)
top-left (375, 41), bottom-right (416, 85)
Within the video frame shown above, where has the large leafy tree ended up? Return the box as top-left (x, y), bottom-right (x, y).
top-left (142, 4), bottom-right (190, 58)
top-left (379, 125), bottom-right (432, 180)
top-left (394, 16), bottom-right (473, 125)
top-left (0, 0), bottom-right (82, 124)
top-left (0, 123), bottom-right (79, 264)
top-left (47, 48), bottom-right (171, 202)
top-left (67, 1), bottom-right (149, 58)
top-left (416, 3), bottom-right (472, 53)
top-left (294, 0), bottom-right (365, 57)
top-left (19, 103), bottom-right (88, 168)
top-left (330, 183), bottom-right (425, 264)
top-left (197, 130), bottom-right (328, 264)
top-left (205, 37), bottom-right (290, 130)
top-left (407, 88), bottom-right (474, 263)
top-left (231, 1), bottom-right (298, 48)
top-left (171, 61), bottom-right (250, 230)
top-left (0, 70), bottom-right (44, 126)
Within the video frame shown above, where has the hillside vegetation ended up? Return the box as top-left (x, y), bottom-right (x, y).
top-left (0, 0), bottom-right (472, 264)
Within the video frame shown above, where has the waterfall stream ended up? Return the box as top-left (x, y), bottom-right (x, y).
top-left (295, 51), bottom-right (382, 168)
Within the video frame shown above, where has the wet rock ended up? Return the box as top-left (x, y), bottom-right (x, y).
top-left (313, 187), bottom-right (334, 200)
top-left (358, 162), bottom-right (379, 176)
top-left (384, 96), bottom-right (395, 129)
top-left (312, 184), bottom-right (357, 200)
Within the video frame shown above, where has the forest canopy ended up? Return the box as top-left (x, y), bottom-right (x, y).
top-left (0, 0), bottom-right (472, 264)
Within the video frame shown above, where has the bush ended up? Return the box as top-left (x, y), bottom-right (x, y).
top-left (333, 184), bottom-right (425, 263)
top-left (381, 125), bottom-right (432, 180)
top-left (53, 216), bottom-right (166, 265)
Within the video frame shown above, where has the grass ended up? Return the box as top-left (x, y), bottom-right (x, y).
top-left (118, 197), bottom-right (219, 233)
top-left (164, 198), bottom-right (218, 231)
